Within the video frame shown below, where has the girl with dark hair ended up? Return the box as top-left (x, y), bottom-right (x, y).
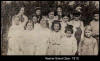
top-left (21, 20), bottom-right (36, 55)
top-left (24, 20), bottom-right (34, 30)
top-left (47, 20), bottom-right (62, 55)
top-left (51, 20), bottom-right (61, 32)
top-left (60, 25), bottom-right (77, 55)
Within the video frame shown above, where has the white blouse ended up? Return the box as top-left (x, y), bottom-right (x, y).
top-left (60, 36), bottom-right (77, 55)
top-left (35, 26), bottom-right (51, 55)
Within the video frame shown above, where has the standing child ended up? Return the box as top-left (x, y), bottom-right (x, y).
top-left (90, 13), bottom-right (99, 44)
top-left (60, 25), bottom-right (77, 55)
top-left (47, 20), bottom-right (62, 55)
top-left (35, 18), bottom-right (50, 55)
top-left (78, 25), bottom-right (98, 55)
top-left (21, 20), bottom-right (35, 55)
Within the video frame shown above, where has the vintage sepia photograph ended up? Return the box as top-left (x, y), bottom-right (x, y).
top-left (1, 1), bottom-right (99, 55)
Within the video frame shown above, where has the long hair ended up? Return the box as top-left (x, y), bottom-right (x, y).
top-left (24, 20), bottom-right (34, 30)
top-left (40, 18), bottom-right (49, 28)
top-left (55, 6), bottom-right (63, 16)
top-left (65, 24), bottom-right (73, 34)
top-left (62, 14), bottom-right (70, 22)
top-left (51, 20), bottom-right (61, 31)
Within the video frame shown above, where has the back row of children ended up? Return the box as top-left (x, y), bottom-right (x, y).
top-left (7, 6), bottom-right (99, 55)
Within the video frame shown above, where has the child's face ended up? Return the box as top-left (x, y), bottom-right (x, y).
top-left (26, 23), bottom-right (33, 31)
top-left (48, 12), bottom-right (54, 19)
top-left (85, 30), bottom-right (92, 38)
top-left (36, 10), bottom-right (41, 16)
top-left (15, 17), bottom-right (20, 25)
top-left (33, 17), bottom-right (38, 23)
top-left (19, 7), bottom-right (24, 15)
top-left (54, 23), bottom-right (60, 32)
top-left (63, 16), bottom-right (69, 22)
top-left (74, 16), bottom-right (80, 20)
top-left (94, 14), bottom-right (99, 20)
top-left (40, 20), bottom-right (47, 28)
top-left (66, 31), bottom-right (72, 37)
top-left (57, 7), bottom-right (62, 16)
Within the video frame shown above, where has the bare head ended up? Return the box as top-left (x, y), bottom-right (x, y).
top-left (35, 7), bottom-right (41, 16)
top-left (33, 16), bottom-right (38, 24)
top-left (65, 25), bottom-right (73, 37)
top-left (40, 18), bottom-right (48, 28)
top-left (57, 6), bottom-right (62, 16)
top-left (63, 16), bottom-right (69, 22)
top-left (19, 7), bottom-right (25, 15)
top-left (51, 21), bottom-right (61, 32)
top-left (85, 25), bottom-right (92, 38)
top-left (25, 20), bottom-right (34, 31)
top-left (48, 11), bottom-right (55, 19)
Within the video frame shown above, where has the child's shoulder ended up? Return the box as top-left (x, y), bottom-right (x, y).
top-left (90, 20), bottom-right (95, 24)
top-left (91, 37), bottom-right (97, 43)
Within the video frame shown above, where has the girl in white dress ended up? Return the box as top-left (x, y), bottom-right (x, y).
top-left (47, 20), bottom-right (62, 55)
top-left (7, 7), bottom-right (28, 55)
top-left (78, 25), bottom-right (98, 55)
top-left (60, 25), bottom-right (77, 55)
top-left (35, 18), bottom-right (50, 55)
top-left (21, 20), bottom-right (36, 55)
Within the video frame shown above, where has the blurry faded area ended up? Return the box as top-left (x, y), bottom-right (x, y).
top-left (1, 1), bottom-right (99, 55)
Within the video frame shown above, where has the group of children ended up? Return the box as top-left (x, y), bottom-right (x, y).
top-left (7, 6), bottom-right (99, 55)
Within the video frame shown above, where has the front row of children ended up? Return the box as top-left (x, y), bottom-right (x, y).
top-left (47, 23), bottom-right (98, 55)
